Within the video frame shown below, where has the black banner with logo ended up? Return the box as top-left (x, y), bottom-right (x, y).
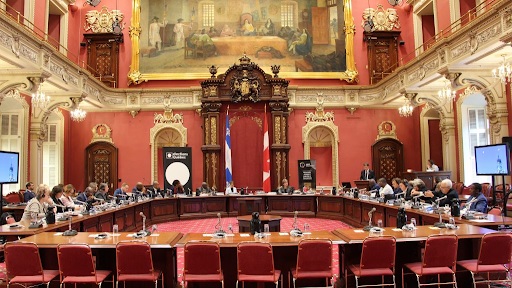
top-left (163, 147), bottom-right (192, 193)
top-left (298, 160), bottom-right (316, 190)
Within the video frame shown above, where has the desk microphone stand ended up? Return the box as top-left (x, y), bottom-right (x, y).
top-left (63, 214), bottom-right (77, 236)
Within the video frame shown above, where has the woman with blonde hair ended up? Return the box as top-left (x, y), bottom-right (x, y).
top-left (22, 184), bottom-right (52, 220)
top-left (60, 184), bottom-right (76, 208)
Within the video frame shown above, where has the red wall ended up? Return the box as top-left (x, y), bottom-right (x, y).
top-left (435, 0), bottom-right (452, 35)
top-left (48, 14), bottom-right (60, 49)
top-left (428, 119), bottom-right (443, 169)
top-left (460, 0), bottom-right (477, 25)
top-left (6, 0), bottom-right (23, 20)
top-left (65, 110), bottom-right (204, 190)
top-left (422, 15), bottom-right (435, 47)
top-left (311, 147), bottom-right (332, 187)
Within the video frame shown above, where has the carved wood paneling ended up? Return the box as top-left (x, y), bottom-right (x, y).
top-left (372, 138), bottom-right (404, 184)
top-left (364, 31), bottom-right (400, 84)
top-left (84, 33), bottom-right (122, 88)
top-left (85, 142), bottom-right (118, 190)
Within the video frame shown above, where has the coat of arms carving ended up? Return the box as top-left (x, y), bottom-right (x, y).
top-left (230, 69), bottom-right (261, 103)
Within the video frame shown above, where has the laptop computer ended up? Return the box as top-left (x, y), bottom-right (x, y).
top-left (341, 182), bottom-right (352, 188)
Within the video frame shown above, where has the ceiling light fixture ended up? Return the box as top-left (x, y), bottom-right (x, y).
top-left (388, 0), bottom-right (403, 6)
top-left (31, 83), bottom-right (50, 113)
top-left (398, 95), bottom-right (414, 117)
top-left (492, 55), bottom-right (511, 83)
top-left (437, 79), bottom-right (456, 102)
top-left (70, 107), bottom-right (87, 122)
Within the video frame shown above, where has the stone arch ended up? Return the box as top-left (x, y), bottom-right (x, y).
top-left (302, 121), bottom-right (339, 188)
top-left (419, 105), bottom-right (442, 170)
top-left (149, 123), bottom-right (187, 182)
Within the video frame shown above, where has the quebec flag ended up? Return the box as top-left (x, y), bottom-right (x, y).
top-left (225, 112), bottom-right (232, 189)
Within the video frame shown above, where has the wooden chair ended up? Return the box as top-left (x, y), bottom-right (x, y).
top-left (116, 241), bottom-right (163, 288)
top-left (183, 241), bottom-right (223, 288)
top-left (457, 232), bottom-right (512, 288)
top-left (345, 236), bottom-right (396, 288)
top-left (402, 234), bottom-right (458, 288)
top-left (237, 242), bottom-right (282, 288)
top-left (4, 242), bottom-right (59, 288)
top-left (290, 239), bottom-right (333, 288)
top-left (4, 192), bottom-right (20, 203)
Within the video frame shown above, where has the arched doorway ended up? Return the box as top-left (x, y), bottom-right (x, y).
top-left (150, 122), bottom-right (187, 183)
top-left (85, 142), bottom-right (118, 190)
top-left (420, 107), bottom-right (443, 171)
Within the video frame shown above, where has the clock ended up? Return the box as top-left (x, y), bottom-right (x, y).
top-left (302, 9), bottom-right (309, 22)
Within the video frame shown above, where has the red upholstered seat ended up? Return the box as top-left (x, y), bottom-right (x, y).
top-left (345, 236), bottom-right (396, 288)
top-left (183, 241), bottom-right (224, 288)
top-left (402, 234), bottom-right (458, 288)
top-left (57, 244), bottom-right (113, 287)
top-left (290, 239), bottom-right (333, 287)
top-left (116, 241), bottom-right (163, 287)
top-left (457, 232), bottom-right (512, 288)
top-left (237, 242), bottom-right (282, 288)
top-left (4, 242), bottom-right (59, 288)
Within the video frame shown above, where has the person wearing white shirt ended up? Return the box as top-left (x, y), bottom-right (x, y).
top-left (225, 181), bottom-right (238, 194)
top-left (377, 178), bottom-right (394, 197)
top-left (426, 159), bottom-right (439, 171)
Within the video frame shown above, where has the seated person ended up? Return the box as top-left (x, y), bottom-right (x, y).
top-left (399, 179), bottom-right (413, 200)
top-left (83, 188), bottom-right (99, 210)
top-left (426, 159), bottom-right (439, 172)
top-left (465, 183), bottom-right (488, 213)
top-left (196, 182), bottom-right (212, 195)
top-left (258, 18), bottom-right (275, 35)
top-left (241, 19), bottom-right (255, 35)
top-left (60, 184), bottom-right (76, 208)
top-left (113, 183), bottom-right (129, 200)
top-left (132, 182), bottom-right (144, 195)
top-left (147, 181), bottom-right (163, 197)
top-left (95, 183), bottom-right (109, 202)
top-left (22, 184), bottom-right (52, 220)
top-left (207, 26), bottom-right (218, 38)
top-left (410, 178), bottom-right (428, 202)
top-left (50, 185), bottom-right (65, 213)
top-left (391, 178), bottom-right (402, 194)
top-left (378, 178), bottom-right (394, 199)
top-left (423, 179), bottom-right (459, 207)
top-left (172, 179), bottom-right (185, 195)
top-left (277, 178), bottom-right (294, 195)
top-left (76, 188), bottom-right (89, 203)
top-left (225, 181), bottom-right (238, 194)
top-left (24, 182), bottom-right (36, 202)
top-left (220, 24), bottom-right (235, 37)
top-left (368, 179), bottom-right (380, 192)
top-left (288, 29), bottom-right (312, 55)
top-left (197, 29), bottom-right (216, 55)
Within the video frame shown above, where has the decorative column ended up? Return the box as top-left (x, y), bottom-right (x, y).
top-left (269, 101), bottom-right (290, 190)
top-left (201, 102), bottom-right (222, 189)
top-left (439, 116), bottom-right (458, 180)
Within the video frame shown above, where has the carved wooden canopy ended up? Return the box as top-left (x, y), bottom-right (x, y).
top-left (200, 54), bottom-right (290, 111)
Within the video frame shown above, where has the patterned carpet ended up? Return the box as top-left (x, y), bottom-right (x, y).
top-left (157, 217), bottom-right (352, 284)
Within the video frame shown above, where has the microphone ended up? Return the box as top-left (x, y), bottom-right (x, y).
top-left (435, 195), bottom-right (447, 203)
top-left (363, 207), bottom-right (377, 231)
top-left (138, 212), bottom-right (150, 236)
top-left (433, 195), bottom-right (448, 228)
top-left (290, 211), bottom-right (302, 237)
top-left (93, 197), bottom-right (105, 202)
top-left (395, 192), bottom-right (406, 197)
top-left (213, 212), bottom-right (226, 238)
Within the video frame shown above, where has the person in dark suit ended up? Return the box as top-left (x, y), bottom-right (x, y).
top-left (196, 182), bottom-right (211, 195)
top-left (465, 183), bottom-right (488, 213)
top-left (50, 185), bottom-right (65, 213)
top-left (423, 179), bottom-right (459, 207)
top-left (147, 181), bottom-right (163, 197)
top-left (277, 178), bottom-right (294, 195)
top-left (359, 163), bottom-right (375, 180)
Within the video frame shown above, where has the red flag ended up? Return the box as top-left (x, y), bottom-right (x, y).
top-left (263, 108), bottom-right (271, 192)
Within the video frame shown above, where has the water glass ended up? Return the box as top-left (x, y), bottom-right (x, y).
top-left (449, 217), bottom-right (455, 225)
top-left (410, 218), bottom-right (417, 227)
top-left (303, 223), bottom-right (310, 233)
top-left (264, 224), bottom-right (270, 234)
top-left (112, 224), bottom-right (119, 234)
top-left (444, 204), bottom-right (450, 212)
top-left (377, 219), bottom-right (383, 228)
top-left (151, 224), bottom-right (158, 233)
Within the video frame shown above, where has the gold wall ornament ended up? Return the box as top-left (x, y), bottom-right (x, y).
top-left (84, 7), bottom-right (125, 34)
top-left (128, 0), bottom-right (358, 83)
top-left (376, 121), bottom-right (398, 140)
top-left (154, 109), bottom-right (184, 124)
top-left (305, 94), bottom-right (335, 122)
top-left (361, 5), bottom-right (400, 31)
top-left (91, 123), bottom-right (113, 143)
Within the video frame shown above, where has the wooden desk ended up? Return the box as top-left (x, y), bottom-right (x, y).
top-left (266, 195), bottom-right (316, 217)
top-left (237, 215), bottom-right (282, 232)
top-left (3, 204), bottom-right (26, 221)
top-left (177, 231), bottom-right (343, 288)
top-left (18, 232), bottom-right (182, 288)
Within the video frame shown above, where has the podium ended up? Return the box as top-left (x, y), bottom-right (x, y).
top-left (237, 197), bottom-right (263, 216)
top-left (354, 180), bottom-right (370, 190)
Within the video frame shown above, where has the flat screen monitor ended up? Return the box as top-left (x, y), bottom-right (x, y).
top-left (0, 150), bottom-right (19, 184)
top-left (474, 144), bottom-right (510, 176)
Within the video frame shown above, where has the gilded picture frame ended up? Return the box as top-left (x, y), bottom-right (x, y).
top-left (128, 0), bottom-right (357, 84)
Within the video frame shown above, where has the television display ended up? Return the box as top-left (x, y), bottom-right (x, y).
top-left (0, 150), bottom-right (19, 184)
top-left (475, 144), bottom-right (510, 176)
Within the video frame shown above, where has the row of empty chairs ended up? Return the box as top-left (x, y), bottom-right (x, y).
top-left (183, 239), bottom-right (333, 288)
top-left (4, 241), bottom-right (163, 288)
top-left (345, 232), bottom-right (512, 288)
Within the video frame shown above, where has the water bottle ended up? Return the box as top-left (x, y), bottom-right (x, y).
top-left (451, 199), bottom-right (460, 217)
top-left (397, 207), bottom-right (407, 228)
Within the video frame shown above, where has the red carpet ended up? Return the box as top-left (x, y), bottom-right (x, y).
top-left (157, 217), bottom-right (352, 284)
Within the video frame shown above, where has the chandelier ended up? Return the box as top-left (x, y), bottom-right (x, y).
top-left (492, 55), bottom-right (511, 83)
top-left (70, 107), bottom-right (87, 122)
top-left (31, 84), bottom-right (50, 110)
top-left (437, 79), bottom-right (456, 102)
top-left (398, 96), bottom-right (414, 117)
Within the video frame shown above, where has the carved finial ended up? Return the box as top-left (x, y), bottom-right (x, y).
top-left (271, 65), bottom-right (281, 78)
top-left (209, 65), bottom-right (218, 78)
top-left (239, 53), bottom-right (251, 64)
